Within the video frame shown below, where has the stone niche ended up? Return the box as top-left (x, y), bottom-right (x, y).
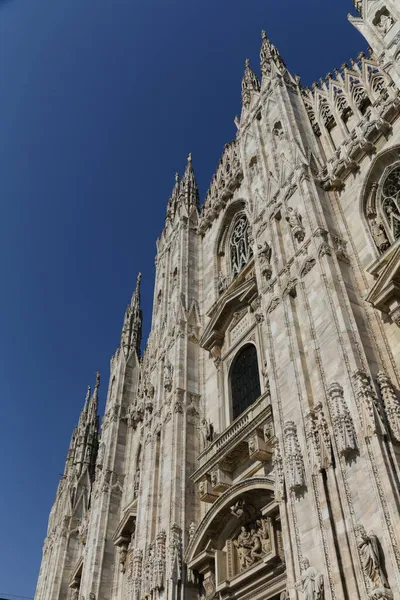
top-left (187, 488), bottom-right (286, 600)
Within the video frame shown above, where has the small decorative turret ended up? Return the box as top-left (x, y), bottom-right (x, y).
top-left (179, 153), bottom-right (200, 209)
top-left (121, 273), bottom-right (143, 358)
top-left (260, 30), bottom-right (286, 79)
top-left (241, 59), bottom-right (260, 109)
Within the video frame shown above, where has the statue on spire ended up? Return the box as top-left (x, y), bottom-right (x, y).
top-left (241, 59), bottom-right (260, 109)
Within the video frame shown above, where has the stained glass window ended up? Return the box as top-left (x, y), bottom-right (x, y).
top-left (381, 166), bottom-right (400, 240)
top-left (230, 214), bottom-right (253, 278)
top-left (231, 344), bottom-right (261, 420)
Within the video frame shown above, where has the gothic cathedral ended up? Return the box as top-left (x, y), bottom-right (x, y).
top-left (35, 4), bottom-right (400, 600)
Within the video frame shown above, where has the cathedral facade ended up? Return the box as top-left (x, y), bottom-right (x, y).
top-left (35, 3), bottom-right (400, 600)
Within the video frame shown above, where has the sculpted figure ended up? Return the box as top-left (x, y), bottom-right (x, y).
top-left (371, 219), bottom-right (390, 252)
top-left (356, 526), bottom-right (390, 592)
top-left (133, 468), bottom-right (140, 499)
top-left (218, 271), bottom-right (227, 294)
top-left (234, 526), bottom-right (254, 570)
top-left (257, 518), bottom-right (271, 554)
top-left (294, 558), bottom-right (324, 600)
top-left (285, 207), bottom-right (305, 242)
top-left (200, 418), bottom-right (214, 450)
top-left (164, 361), bottom-right (173, 392)
top-left (250, 528), bottom-right (263, 561)
top-left (377, 12), bottom-right (394, 35)
top-left (258, 241), bottom-right (273, 280)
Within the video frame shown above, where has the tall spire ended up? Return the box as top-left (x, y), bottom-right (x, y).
top-left (180, 153), bottom-right (200, 209)
top-left (260, 30), bottom-right (286, 79)
top-left (241, 59), bottom-right (260, 109)
top-left (121, 273), bottom-right (143, 358)
top-left (64, 374), bottom-right (100, 479)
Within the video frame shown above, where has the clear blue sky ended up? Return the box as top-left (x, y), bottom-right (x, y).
top-left (0, 0), bottom-right (365, 595)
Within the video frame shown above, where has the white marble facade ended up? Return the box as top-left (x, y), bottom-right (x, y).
top-left (35, 4), bottom-right (400, 600)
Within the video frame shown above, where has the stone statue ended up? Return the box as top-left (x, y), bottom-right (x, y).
top-left (376, 12), bottom-right (394, 35)
top-left (234, 526), bottom-right (254, 570)
top-left (164, 361), bottom-right (173, 392)
top-left (294, 558), bottom-right (324, 600)
top-left (257, 518), bottom-right (271, 554)
top-left (370, 219), bottom-right (390, 252)
top-left (133, 468), bottom-right (140, 499)
top-left (218, 271), bottom-right (227, 294)
top-left (249, 528), bottom-right (263, 561)
top-left (285, 207), bottom-right (305, 242)
top-left (258, 241), bottom-right (272, 280)
top-left (188, 521), bottom-right (196, 541)
top-left (200, 418), bottom-right (214, 450)
top-left (356, 526), bottom-right (390, 594)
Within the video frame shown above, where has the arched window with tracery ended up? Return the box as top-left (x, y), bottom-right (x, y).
top-left (366, 161), bottom-right (400, 254)
top-left (230, 213), bottom-right (253, 278)
top-left (381, 166), bottom-right (400, 240)
top-left (230, 344), bottom-right (261, 420)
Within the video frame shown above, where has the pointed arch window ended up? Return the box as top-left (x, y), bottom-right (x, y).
top-left (230, 214), bottom-right (253, 278)
top-left (381, 166), bottom-right (400, 240)
top-left (230, 344), bottom-right (261, 420)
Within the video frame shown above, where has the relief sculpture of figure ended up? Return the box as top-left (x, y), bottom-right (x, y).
top-left (250, 528), bottom-right (263, 561)
top-left (234, 526), bottom-right (254, 570)
top-left (257, 518), bottom-right (271, 554)
top-left (294, 558), bottom-right (324, 600)
top-left (356, 526), bottom-right (391, 597)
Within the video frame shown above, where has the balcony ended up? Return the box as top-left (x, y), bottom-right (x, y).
top-left (191, 392), bottom-right (273, 503)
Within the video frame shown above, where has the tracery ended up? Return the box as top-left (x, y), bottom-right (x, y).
top-left (381, 166), bottom-right (400, 240)
top-left (230, 214), bottom-right (253, 278)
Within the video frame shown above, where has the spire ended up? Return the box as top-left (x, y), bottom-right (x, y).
top-left (241, 59), bottom-right (260, 109)
top-left (90, 371), bottom-right (100, 414)
top-left (166, 172), bottom-right (181, 220)
top-left (64, 375), bottom-right (100, 479)
top-left (121, 273), bottom-right (143, 358)
top-left (260, 30), bottom-right (286, 79)
top-left (180, 153), bottom-right (200, 209)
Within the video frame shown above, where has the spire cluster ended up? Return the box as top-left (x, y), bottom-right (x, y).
top-left (241, 31), bottom-right (288, 111)
top-left (166, 154), bottom-right (200, 221)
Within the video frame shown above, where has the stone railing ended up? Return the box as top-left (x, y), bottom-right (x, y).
top-left (193, 392), bottom-right (271, 482)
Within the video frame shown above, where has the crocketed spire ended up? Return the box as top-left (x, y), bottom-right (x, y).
top-left (121, 273), bottom-right (143, 358)
top-left (65, 374), bottom-right (100, 479)
top-left (260, 30), bottom-right (286, 78)
top-left (179, 153), bottom-right (200, 209)
top-left (241, 59), bottom-right (260, 109)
